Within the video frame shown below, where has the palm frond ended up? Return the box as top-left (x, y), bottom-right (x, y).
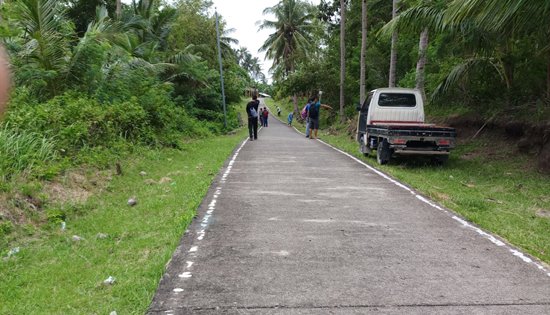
top-left (431, 57), bottom-right (503, 101)
top-left (379, 4), bottom-right (447, 38)
top-left (14, 0), bottom-right (69, 94)
top-left (447, 0), bottom-right (550, 34)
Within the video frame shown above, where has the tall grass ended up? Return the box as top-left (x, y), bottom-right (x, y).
top-left (0, 125), bottom-right (57, 179)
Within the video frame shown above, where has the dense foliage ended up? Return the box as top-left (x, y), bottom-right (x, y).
top-left (0, 0), bottom-right (259, 179)
top-left (267, 0), bottom-right (550, 122)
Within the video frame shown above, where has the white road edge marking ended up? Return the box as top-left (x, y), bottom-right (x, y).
top-left (171, 139), bottom-right (249, 293)
top-left (316, 138), bottom-right (550, 278)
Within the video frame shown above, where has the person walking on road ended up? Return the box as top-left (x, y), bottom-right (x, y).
top-left (246, 95), bottom-right (260, 140)
top-left (308, 95), bottom-right (332, 140)
top-left (303, 98), bottom-right (313, 138)
top-left (287, 111), bottom-right (294, 126)
top-left (258, 107), bottom-right (264, 127)
top-left (262, 107), bottom-right (269, 127)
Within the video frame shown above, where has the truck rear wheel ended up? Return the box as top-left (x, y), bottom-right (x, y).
top-left (377, 139), bottom-right (391, 165)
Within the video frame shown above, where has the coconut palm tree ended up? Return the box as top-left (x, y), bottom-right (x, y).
top-left (258, 0), bottom-right (315, 113)
top-left (388, 0), bottom-right (399, 87)
top-left (13, 0), bottom-right (71, 97)
top-left (360, 0), bottom-right (368, 105)
top-left (116, 0), bottom-right (121, 19)
top-left (339, 0), bottom-right (346, 123)
top-left (414, 27), bottom-right (429, 102)
top-left (381, 1), bottom-right (442, 101)
top-left (446, 0), bottom-right (550, 100)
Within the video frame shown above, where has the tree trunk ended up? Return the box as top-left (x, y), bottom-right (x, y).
top-left (415, 28), bottom-right (429, 103)
top-left (116, 0), bottom-right (121, 19)
top-left (339, 0), bottom-right (346, 123)
top-left (288, 63), bottom-right (298, 115)
top-left (360, 0), bottom-right (368, 105)
top-left (388, 0), bottom-right (399, 87)
top-left (293, 94), bottom-right (298, 115)
top-left (547, 51), bottom-right (550, 102)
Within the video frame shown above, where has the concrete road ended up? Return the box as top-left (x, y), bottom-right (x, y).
top-left (148, 110), bottom-right (550, 314)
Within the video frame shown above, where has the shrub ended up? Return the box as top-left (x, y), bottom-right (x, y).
top-left (46, 209), bottom-right (66, 223)
top-left (4, 91), bottom-right (154, 152)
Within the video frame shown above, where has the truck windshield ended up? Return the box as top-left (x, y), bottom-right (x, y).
top-left (378, 93), bottom-right (417, 107)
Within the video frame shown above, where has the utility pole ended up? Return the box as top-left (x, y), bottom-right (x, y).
top-left (215, 8), bottom-right (228, 128)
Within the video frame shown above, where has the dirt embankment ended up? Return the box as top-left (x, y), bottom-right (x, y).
top-left (444, 115), bottom-right (550, 173)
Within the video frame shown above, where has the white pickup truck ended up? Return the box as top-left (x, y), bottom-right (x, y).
top-left (356, 88), bottom-right (456, 165)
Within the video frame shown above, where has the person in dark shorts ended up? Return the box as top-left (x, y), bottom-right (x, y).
top-left (246, 95), bottom-right (260, 140)
top-left (308, 95), bottom-right (332, 140)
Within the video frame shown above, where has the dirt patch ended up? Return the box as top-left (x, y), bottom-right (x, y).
top-left (44, 182), bottom-right (91, 205)
top-left (43, 170), bottom-right (110, 204)
top-left (536, 209), bottom-right (550, 219)
top-left (158, 177), bottom-right (173, 184)
top-left (0, 169), bottom-right (113, 226)
top-left (433, 191), bottom-right (451, 201)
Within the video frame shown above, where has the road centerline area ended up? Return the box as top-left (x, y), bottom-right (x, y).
top-left (149, 112), bottom-right (550, 315)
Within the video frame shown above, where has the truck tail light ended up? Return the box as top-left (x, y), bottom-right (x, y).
top-left (392, 139), bottom-right (407, 145)
top-left (438, 139), bottom-right (451, 146)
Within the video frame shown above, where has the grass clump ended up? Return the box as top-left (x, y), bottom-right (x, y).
top-left (0, 126), bottom-right (57, 180)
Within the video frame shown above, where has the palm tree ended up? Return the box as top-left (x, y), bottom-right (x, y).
top-left (388, 0), bottom-right (399, 87)
top-left (258, 0), bottom-right (315, 113)
top-left (14, 0), bottom-right (70, 97)
top-left (339, 0), bottom-right (346, 123)
top-left (250, 57), bottom-right (266, 84)
top-left (380, 1), bottom-right (448, 102)
top-left (360, 0), bottom-right (368, 105)
top-left (116, 0), bottom-right (121, 19)
top-left (415, 28), bottom-right (429, 102)
top-left (446, 0), bottom-right (550, 100)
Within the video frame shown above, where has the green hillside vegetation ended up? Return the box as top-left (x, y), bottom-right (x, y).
top-left (1, 0), bottom-right (549, 312)
top-left (0, 0), bottom-right (264, 236)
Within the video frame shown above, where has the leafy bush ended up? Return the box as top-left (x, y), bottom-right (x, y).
top-left (4, 82), bottom-right (218, 155)
top-left (4, 92), bottom-right (153, 152)
top-left (46, 209), bottom-right (66, 223)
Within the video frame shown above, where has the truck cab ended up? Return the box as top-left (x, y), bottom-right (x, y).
top-left (357, 88), bottom-right (456, 164)
top-left (361, 88), bottom-right (424, 126)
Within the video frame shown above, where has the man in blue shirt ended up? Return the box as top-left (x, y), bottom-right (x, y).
top-left (308, 95), bottom-right (332, 140)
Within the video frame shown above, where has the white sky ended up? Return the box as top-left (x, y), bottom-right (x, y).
top-left (210, 0), bottom-right (320, 78)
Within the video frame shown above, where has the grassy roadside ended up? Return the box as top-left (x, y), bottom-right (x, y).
top-left (0, 126), bottom-right (248, 314)
top-left (266, 97), bottom-right (550, 265)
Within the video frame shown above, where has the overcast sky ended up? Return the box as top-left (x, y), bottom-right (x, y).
top-left (210, 0), bottom-right (320, 78)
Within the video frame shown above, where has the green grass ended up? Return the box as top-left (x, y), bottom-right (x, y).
top-left (0, 126), bottom-right (57, 180)
top-left (0, 128), bottom-right (248, 314)
top-left (318, 128), bottom-right (550, 264)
